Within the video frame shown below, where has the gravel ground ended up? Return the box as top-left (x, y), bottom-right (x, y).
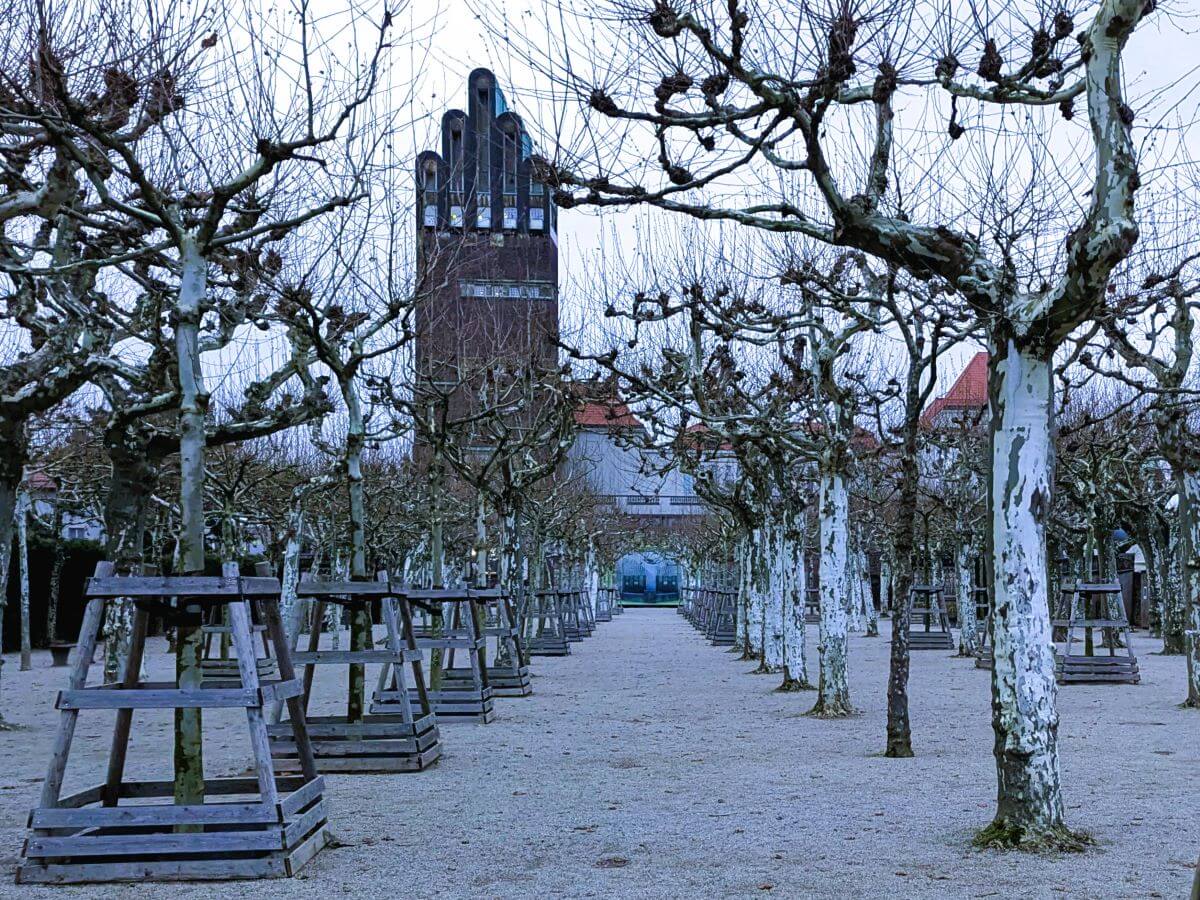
top-left (0, 609), bottom-right (1195, 899)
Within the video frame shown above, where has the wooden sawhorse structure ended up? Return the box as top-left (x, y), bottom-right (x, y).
top-left (18, 564), bottom-right (329, 883)
top-left (440, 588), bottom-right (532, 697)
top-left (907, 584), bottom-right (955, 650)
top-left (526, 588), bottom-right (571, 657)
top-left (270, 578), bottom-right (441, 773)
top-left (383, 588), bottom-right (496, 723)
top-left (1054, 581), bottom-right (1140, 684)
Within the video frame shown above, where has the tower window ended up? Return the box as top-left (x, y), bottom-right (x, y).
top-left (449, 127), bottom-right (464, 192)
top-left (502, 132), bottom-right (518, 195)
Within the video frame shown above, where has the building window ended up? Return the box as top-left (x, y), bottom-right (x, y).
top-left (67, 526), bottom-right (86, 539)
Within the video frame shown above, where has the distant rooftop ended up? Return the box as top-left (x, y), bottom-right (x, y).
top-left (921, 351), bottom-right (988, 428)
top-left (574, 398), bottom-right (640, 429)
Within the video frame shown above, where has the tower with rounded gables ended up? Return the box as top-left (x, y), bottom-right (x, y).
top-left (414, 68), bottom-right (559, 420)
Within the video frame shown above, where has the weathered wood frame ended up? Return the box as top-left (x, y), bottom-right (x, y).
top-left (383, 587), bottom-right (496, 723)
top-left (1053, 581), bottom-right (1140, 684)
top-left (17, 564), bottom-right (330, 884)
top-left (272, 578), bottom-right (442, 772)
top-left (906, 584), bottom-right (956, 651)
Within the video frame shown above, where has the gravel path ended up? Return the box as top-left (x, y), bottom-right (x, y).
top-left (0, 609), bottom-right (1195, 899)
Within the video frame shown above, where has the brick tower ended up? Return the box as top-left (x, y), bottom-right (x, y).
top-left (414, 68), bottom-right (559, 423)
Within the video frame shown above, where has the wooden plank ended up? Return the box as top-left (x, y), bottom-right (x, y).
top-left (275, 753), bottom-right (438, 774)
top-left (466, 588), bottom-right (505, 599)
top-left (1057, 619), bottom-right (1131, 628)
top-left (39, 587), bottom-right (107, 811)
top-left (103, 604), bottom-right (150, 806)
top-left (301, 738), bottom-right (428, 755)
top-left (271, 718), bottom-right (433, 739)
top-left (17, 855), bottom-right (287, 884)
top-left (117, 776), bottom-right (306, 800)
top-left (58, 688), bottom-right (260, 710)
top-left (403, 589), bottom-right (473, 602)
top-left (296, 581), bottom-right (389, 597)
top-left (227, 595), bottom-right (279, 811)
top-left (261, 598), bottom-right (320, 782)
top-left (290, 649), bottom-right (421, 665)
top-left (85, 575), bottom-right (281, 599)
top-left (283, 823), bottom-right (331, 876)
top-left (51, 785), bottom-right (104, 810)
top-left (25, 828), bottom-right (285, 858)
top-left (410, 637), bottom-right (485, 650)
top-left (279, 775), bottom-right (327, 818)
top-left (31, 801), bottom-right (277, 829)
top-left (282, 802), bottom-right (327, 848)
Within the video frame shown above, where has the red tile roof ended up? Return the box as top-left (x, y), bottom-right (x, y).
top-left (921, 352), bottom-right (988, 427)
top-left (574, 399), bottom-right (639, 429)
top-left (24, 470), bottom-right (57, 491)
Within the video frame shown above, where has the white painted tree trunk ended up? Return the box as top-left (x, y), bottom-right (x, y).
top-left (17, 489), bottom-right (30, 670)
top-left (860, 549), bottom-right (878, 637)
top-left (280, 506), bottom-right (306, 646)
top-left (746, 528), bottom-right (766, 660)
top-left (781, 529), bottom-right (811, 690)
top-left (957, 538), bottom-right (979, 656)
top-left (734, 534), bottom-right (750, 654)
top-left (342, 379), bottom-right (370, 723)
top-left (813, 469), bottom-right (852, 716)
top-left (879, 555), bottom-right (892, 617)
top-left (1178, 470), bottom-right (1200, 708)
top-left (846, 544), bottom-right (865, 633)
top-left (986, 344), bottom-right (1067, 841)
top-left (584, 540), bottom-right (599, 613)
top-left (327, 552), bottom-right (346, 650)
top-left (760, 523), bottom-right (784, 673)
top-left (0, 484), bottom-right (13, 720)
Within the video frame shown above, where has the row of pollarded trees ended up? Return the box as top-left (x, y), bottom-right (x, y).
top-left (487, 0), bottom-right (1191, 850)
top-left (0, 0), bottom-right (612, 806)
top-left (572, 225), bottom-right (1200, 856)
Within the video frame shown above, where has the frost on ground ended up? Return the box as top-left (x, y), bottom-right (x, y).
top-left (0, 609), bottom-right (1194, 899)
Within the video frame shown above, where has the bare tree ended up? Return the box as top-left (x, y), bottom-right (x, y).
top-left (494, 0), bottom-right (1155, 846)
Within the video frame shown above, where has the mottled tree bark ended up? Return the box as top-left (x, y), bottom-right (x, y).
top-left (957, 536), bottom-right (980, 657)
top-left (980, 344), bottom-right (1075, 847)
top-left (0, 421), bottom-right (28, 718)
top-left (779, 527), bottom-right (813, 691)
top-left (811, 469), bottom-right (852, 717)
top-left (734, 534), bottom-right (750, 655)
top-left (343, 379), bottom-right (371, 724)
top-left (758, 522), bottom-right (785, 673)
top-left (103, 426), bottom-right (158, 681)
top-left (1178, 471), bottom-right (1200, 708)
top-left (46, 500), bottom-right (63, 644)
top-left (17, 489), bottom-right (30, 670)
top-left (745, 527), bottom-right (766, 661)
